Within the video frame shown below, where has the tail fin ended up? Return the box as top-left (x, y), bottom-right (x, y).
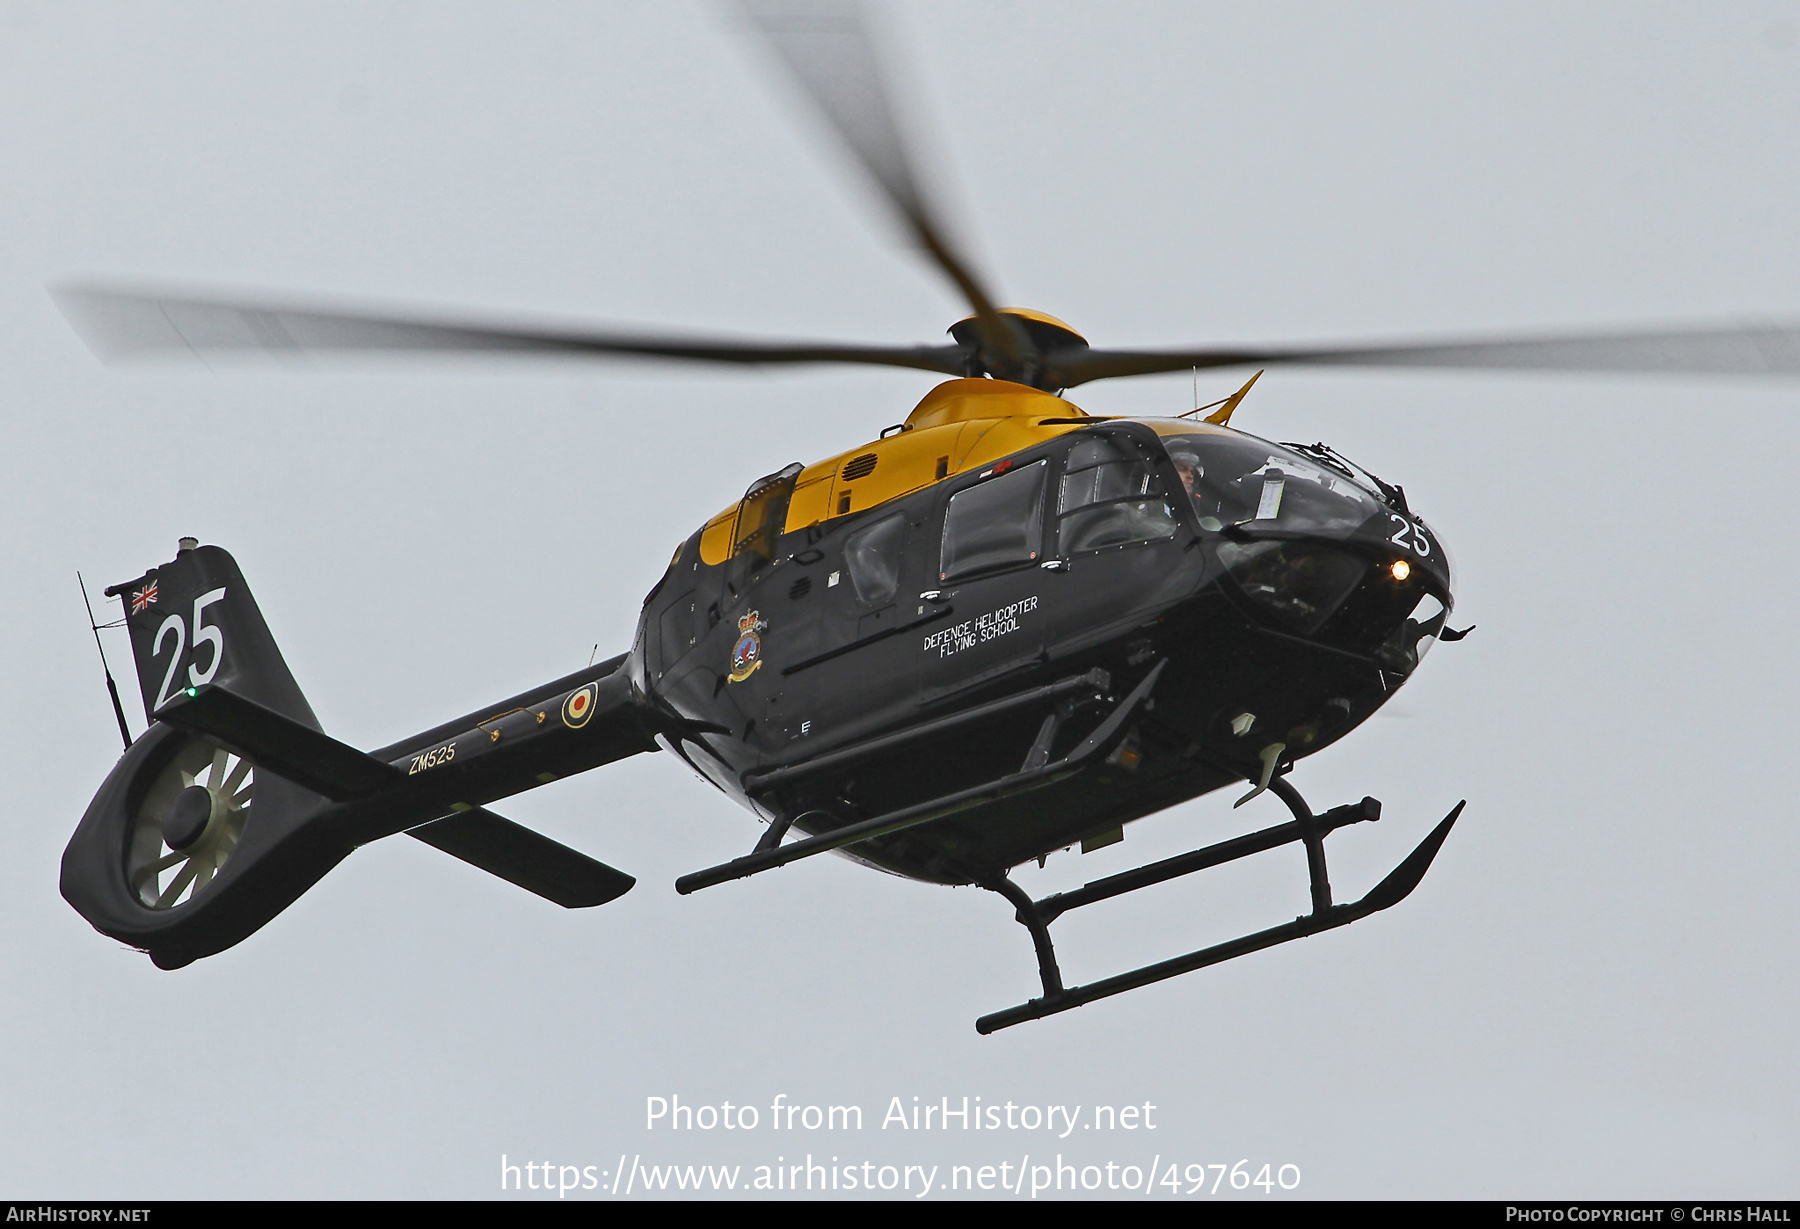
top-left (105, 540), bottom-right (317, 730)
top-left (67, 541), bottom-right (643, 969)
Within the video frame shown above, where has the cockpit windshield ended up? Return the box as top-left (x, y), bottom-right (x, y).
top-left (1148, 421), bottom-right (1451, 669)
top-left (1153, 425), bottom-right (1383, 536)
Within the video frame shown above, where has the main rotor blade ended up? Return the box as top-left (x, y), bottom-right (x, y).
top-left (735, 1), bottom-right (1024, 366)
top-left (1051, 321), bottom-right (1800, 387)
top-left (51, 283), bottom-right (969, 377)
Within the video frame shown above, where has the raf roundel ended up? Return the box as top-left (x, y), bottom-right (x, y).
top-left (562, 683), bottom-right (598, 729)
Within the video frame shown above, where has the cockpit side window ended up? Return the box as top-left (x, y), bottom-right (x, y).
top-left (844, 513), bottom-right (906, 606)
top-left (939, 460), bottom-right (1047, 581)
top-left (1056, 435), bottom-right (1178, 554)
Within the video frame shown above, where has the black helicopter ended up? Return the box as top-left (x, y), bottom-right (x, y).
top-left (56, 3), bottom-right (1800, 1033)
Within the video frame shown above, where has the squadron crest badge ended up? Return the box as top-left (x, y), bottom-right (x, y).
top-left (728, 610), bottom-right (767, 683)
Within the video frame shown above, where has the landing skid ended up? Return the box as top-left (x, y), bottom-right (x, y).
top-left (671, 660), bottom-right (1461, 1037)
top-left (974, 777), bottom-right (1464, 1034)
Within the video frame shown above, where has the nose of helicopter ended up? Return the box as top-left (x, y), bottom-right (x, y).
top-left (1213, 536), bottom-right (1453, 676)
top-left (1184, 528), bottom-right (1456, 785)
top-left (1151, 424), bottom-right (1454, 675)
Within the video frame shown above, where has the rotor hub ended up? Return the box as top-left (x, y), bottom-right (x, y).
top-left (948, 309), bottom-right (1089, 389)
top-left (127, 738), bottom-right (254, 909)
top-left (161, 784), bottom-right (219, 852)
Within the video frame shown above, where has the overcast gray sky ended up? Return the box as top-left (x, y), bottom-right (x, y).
top-left (3, 0), bottom-right (1797, 1200)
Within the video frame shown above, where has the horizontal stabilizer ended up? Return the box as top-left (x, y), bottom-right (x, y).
top-left (155, 684), bottom-right (398, 800)
top-left (406, 809), bottom-right (634, 908)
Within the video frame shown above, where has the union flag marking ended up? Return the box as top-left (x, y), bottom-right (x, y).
top-left (130, 581), bottom-right (159, 614)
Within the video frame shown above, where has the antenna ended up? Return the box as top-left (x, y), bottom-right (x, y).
top-left (1205, 369), bottom-right (1264, 427)
top-left (78, 572), bottom-right (134, 751)
top-left (1179, 392), bottom-right (1233, 420)
top-left (1179, 369), bottom-right (1265, 422)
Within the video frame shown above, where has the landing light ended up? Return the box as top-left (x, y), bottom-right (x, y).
top-left (1389, 560), bottom-right (1411, 582)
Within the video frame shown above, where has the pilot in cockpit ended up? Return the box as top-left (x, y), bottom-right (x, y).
top-left (1168, 446), bottom-right (1234, 531)
top-left (1170, 449), bottom-right (1203, 498)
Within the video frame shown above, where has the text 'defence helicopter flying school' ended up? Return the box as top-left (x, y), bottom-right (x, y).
top-left (52, 2), bottom-right (1800, 1033)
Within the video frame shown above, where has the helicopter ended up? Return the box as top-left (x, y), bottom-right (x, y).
top-left (54, 3), bottom-right (1800, 1035)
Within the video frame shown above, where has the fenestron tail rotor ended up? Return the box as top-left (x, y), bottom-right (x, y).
top-left (127, 738), bottom-right (253, 910)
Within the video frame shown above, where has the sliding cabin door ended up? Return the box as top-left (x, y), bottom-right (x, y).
top-left (915, 458), bottom-right (1055, 709)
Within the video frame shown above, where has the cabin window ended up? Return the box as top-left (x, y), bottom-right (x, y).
top-left (733, 462), bottom-right (804, 564)
top-left (844, 513), bottom-right (906, 606)
top-left (1057, 436), bottom-right (1177, 554)
top-left (939, 460), bottom-right (1046, 581)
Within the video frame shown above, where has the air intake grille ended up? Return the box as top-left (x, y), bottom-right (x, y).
top-left (841, 453), bottom-right (879, 481)
top-left (788, 577), bottom-right (812, 600)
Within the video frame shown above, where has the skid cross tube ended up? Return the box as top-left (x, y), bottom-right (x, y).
top-left (1033, 792), bottom-right (1382, 924)
top-left (975, 782), bottom-right (1465, 1034)
top-left (676, 661), bottom-right (1165, 895)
